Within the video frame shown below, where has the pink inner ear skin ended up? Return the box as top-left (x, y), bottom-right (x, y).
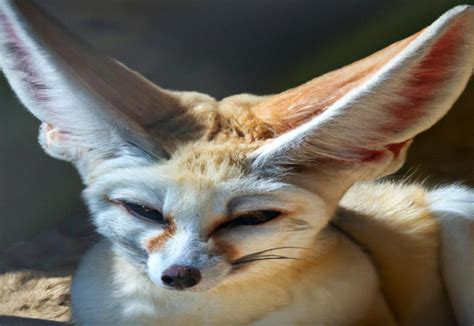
top-left (386, 140), bottom-right (412, 158)
top-left (0, 10), bottom-right (50, 104)
top-left (251, 35), bottom-right (415, 134)
top-left (382, 19), bottom-right (465, 134)
top-left (361, 139), bottom-right (412, 162)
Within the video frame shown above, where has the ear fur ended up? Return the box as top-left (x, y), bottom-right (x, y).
top-left (0, 0), bottom-right (205, 166)
top-left (251, 6), bottom-right (474, 173)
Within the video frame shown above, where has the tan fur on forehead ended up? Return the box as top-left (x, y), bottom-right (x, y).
top-left (160, 94), bottom-right (278, 181)
top-left (135, 92), bottom-right (276, 155)
top-left (203, 94), bottom-right (275, 142)
top-left (166, 140), bottom-right (261, 182)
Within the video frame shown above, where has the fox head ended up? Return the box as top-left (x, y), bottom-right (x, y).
top-left (1, 1), bottom-right (473, 291)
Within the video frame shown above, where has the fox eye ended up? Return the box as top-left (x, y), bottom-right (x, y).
top-left (122, 202), bottom-right (166, 224)
top-left (220, 210), bottom-right (282, 230)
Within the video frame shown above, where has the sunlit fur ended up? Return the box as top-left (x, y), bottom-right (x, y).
top-left (75, 143), bottom-right (382, 324)
top-left (428, 185), bottom-right (474, 325)
top-left (1, 1), bottom-right (473, 324)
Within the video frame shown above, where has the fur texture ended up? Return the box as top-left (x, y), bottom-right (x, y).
top-left (428, 185), bottom-right (474, 325)
top-left (0, 271), bottom-right (71, 321)
top-left (0, 1), bottom-right (473, 325)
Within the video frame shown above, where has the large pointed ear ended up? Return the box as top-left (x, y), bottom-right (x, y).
top-left (0, 0), bottom-right (205, 166)
top-left (251, 6), bottom-right (474, 177)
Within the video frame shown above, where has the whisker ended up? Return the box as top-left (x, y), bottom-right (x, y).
top-left (232, 254), bottom-right (289, 264)
top-left (232, 255), bottom-right (300, 266)
top-left (233, 246), bottom-right (313, 263)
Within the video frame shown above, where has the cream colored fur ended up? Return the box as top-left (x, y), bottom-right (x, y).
top-left (1, 180), bottom-right (469, 325)
top-left (428, 185), bottom-right (474, 325)
top-left (73, 231), bottom-right (385, 325)
top-left (336, 182), bottom-right (456, 325)
top-left (0, 1), bottom-right (473, 325)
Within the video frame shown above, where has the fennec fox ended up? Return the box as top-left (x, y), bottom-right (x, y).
top-left (0, 1), bottom-right (473, 324)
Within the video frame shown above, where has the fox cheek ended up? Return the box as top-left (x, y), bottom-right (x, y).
top-left (211, 238), bottom-right (241, 263)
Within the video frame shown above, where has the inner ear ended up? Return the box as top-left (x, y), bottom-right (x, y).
top-left (0, 1), bottom-right (209, 166)
top-left (38, 123), bottom-right (84, 161)
top-left (357, 139), bottom-right (413, 180)
top-left (250, 6), bottom-right (474, 173)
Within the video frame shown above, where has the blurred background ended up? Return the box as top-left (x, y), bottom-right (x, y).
top-left (1, 0), bottom-right (473, 249)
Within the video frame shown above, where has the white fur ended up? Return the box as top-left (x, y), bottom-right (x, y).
top-left (83, 161), bottom-right (330, 287)
top-left (72, 235), bottom-right (380, 325)
top-left (70, 156), bottom-right (386, 324)
top-left (428, 185), bottom-right (474, 325)
top-left (0, 1), bottom-right (123, 153)
top-left (1, 1), bottom-right (473, 325)
top-left (0, 0), bottom-right (192, 172)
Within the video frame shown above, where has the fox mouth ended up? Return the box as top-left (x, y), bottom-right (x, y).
top-left (149, 247), bottom-right (308, 292)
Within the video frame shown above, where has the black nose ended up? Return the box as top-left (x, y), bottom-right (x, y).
top-left (161, 265), bottom-right (201, 289)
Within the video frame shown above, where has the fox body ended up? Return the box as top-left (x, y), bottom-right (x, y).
top-left (73, 181), bottom-right (474, 325)
top-left (71, 162), bottom-right (473, 325)
top-left (0, 1), bottom-right (473, 325)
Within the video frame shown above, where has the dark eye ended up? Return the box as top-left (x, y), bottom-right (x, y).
top-left (219, 210), bottom-right (282, 230)
top-left (122, 202), bottom-right (166, 224)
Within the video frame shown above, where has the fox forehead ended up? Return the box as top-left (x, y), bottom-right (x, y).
top-left (118, 94), bottom-right (277, 183)
top-left (88, 94), bottom-right (299, 212)
top-left (81, 93), bottom-right (276, 184)
top-left (91, 140), bottom-right (291, 211)
top-left (142, 143), bottom-right (290, 202)
top-left (163, 141), bottom-right (258, 183)
top-left (187, 92), bottom-right (275, 143)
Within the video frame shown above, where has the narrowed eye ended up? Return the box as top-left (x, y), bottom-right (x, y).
top-left (122, 202), bottom-right (166, 224)
top-left (219, 210), bottom-right (282, 230)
